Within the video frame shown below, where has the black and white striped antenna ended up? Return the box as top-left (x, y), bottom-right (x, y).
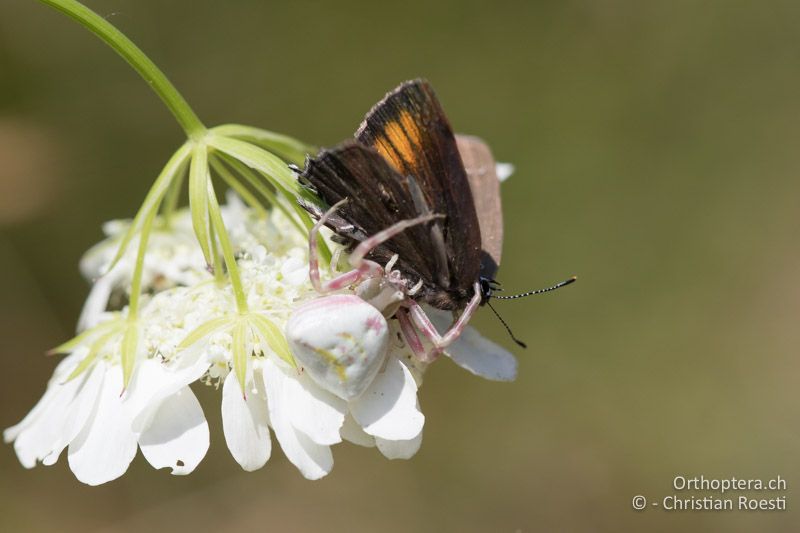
top-left (487, 276), bottom-right (577, 348)
top-left (492, 276), bottom-right (577, 300)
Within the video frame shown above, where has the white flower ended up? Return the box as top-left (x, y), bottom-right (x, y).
top-left (4, 347), bottom-right (210, 485)
top-left (77, 192), bottom-right (260, 331)
top-left (5, 194), bottom-right (515, 483)
top-left (77, 219), bottom-right (205, 332)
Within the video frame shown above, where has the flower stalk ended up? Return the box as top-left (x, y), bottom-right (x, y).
top-left (206, 179), bottom-right (248, 314)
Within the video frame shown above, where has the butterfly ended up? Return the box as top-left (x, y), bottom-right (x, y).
top-left (297, 79), bottom-right (572, 351)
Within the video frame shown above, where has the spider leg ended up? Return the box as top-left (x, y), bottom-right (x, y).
top-left (406, 281), bottom-right (482, 352)
top-left (397, 308), bottom-right (430, 362)
top-left (308, 200), bottom-right (440, 294)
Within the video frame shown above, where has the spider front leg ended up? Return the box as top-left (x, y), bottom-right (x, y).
top-left (405, 281), bottom-right (482, 355)
top-left (308, 199), bottom-right (441, 293)
top-left (397, 308), bottom-right (429, 362)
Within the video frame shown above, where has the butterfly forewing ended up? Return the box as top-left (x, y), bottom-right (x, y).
top-left (355, 79), bottom-right (482, 294)
top-left (300, 142), bottom-right (436, 283)
top-left (299, 79), bottom-right (490, 309)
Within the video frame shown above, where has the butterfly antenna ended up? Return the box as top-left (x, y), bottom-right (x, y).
top-left (492, 276), bottom-right (577, 300)
top-left (487, 300), bottom-right (527, 348)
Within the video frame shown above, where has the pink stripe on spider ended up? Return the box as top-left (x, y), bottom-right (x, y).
top-left (296, 294), bottom-right (364, 311)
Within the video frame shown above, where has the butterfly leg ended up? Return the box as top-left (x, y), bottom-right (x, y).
top-left (308, 200), bottom-right (371, 292)
top-left (405, 281), bottom-right (482, 354)
top-left (309, 200), bottom-right (439, 293)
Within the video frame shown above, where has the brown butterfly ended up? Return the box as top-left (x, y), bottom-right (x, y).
top-left (297, 79), bottom-right (573, 352)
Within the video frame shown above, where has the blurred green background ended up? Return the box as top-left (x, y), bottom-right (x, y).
top-left (2, 0), bottom-right (799, 531)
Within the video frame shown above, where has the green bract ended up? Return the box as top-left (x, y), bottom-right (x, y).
top-left (178, 311), bottom-right (296, 395)
top-left (59, 127), bottom-right (330, 390)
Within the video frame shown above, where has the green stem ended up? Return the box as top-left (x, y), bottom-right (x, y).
top-left (161, 162), bottom-right (187, 227)
top-left (206, 182), bottom-right (249, 314)
top-left (217, 153), bottom-right (308, 236)
top-left (207, 211), bottom-right (226, 285)
top-left (209, 156), bottom-right (269, 219)
top-left (38, 0), bottom-right (205, 139)
top-left (128, 209), bottom-right (157, 318)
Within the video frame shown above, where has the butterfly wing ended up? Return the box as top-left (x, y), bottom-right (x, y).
top-left (299, 141), bottom-right (436, 284)
top-left (456, 134), bottom-right (503, 281)
top-left (355, 79), bottom-right (482, 294)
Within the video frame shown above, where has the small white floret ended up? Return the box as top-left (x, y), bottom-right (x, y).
top-left (495, 162), bottom-right (515, 182)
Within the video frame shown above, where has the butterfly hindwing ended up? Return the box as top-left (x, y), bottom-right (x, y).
top-left (456, 134), bottom-right (503, 281)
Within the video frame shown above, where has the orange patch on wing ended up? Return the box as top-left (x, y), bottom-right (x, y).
top-left (371, 110), bottom-right (422, 173)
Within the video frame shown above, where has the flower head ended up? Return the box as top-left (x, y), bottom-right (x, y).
top-left (12, 1), bottom-right (522, 486)
top-left (5, 195), bottom-right (515, 483)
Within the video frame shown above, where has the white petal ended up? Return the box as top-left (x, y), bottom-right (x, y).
top-left (126, 354), bottom-right (210, 434)
top-left (139, 386), bottom-right (209, 475)
top-left (11, 381), bottom-right (80, 468)
top-left (350, 357), bottom-right (424, 441)
top-left (68, 364), bottom-right (138, 485)
top-left (263, 360), bottom-right (333, 480)
top-left (496, 162), bottom-right (514, 182)
top-left (376, 430), bottom-right (423, 460)
top-left (284, 372), bottom-right (345, 446)
top-left (340, 414), bottom-right (375, 448)
top-left (280, 256), bottom-right (308, 286)
top-left (5, 402), bottom-right (45, 447)
top-left (41, 362), bottom-right (106, 466)
top-left (428, 308), bottom-right (518, 382)
top-left (221, 371), bottom-right (271, 472)
top-left (445, 326), bottom-right (518, 382)
top-left (221, 190), bottom-right (247, 227)
top-left (77, 270), bottom-right (119, 331)
top-left (4, 376), bottom-right (64, 445)
top-left (12, 359), bottom-right (104, 468)
top-left (79, 234), bottom-right (118, 280)
top-left (4, 352), bottom-right (85, 443)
